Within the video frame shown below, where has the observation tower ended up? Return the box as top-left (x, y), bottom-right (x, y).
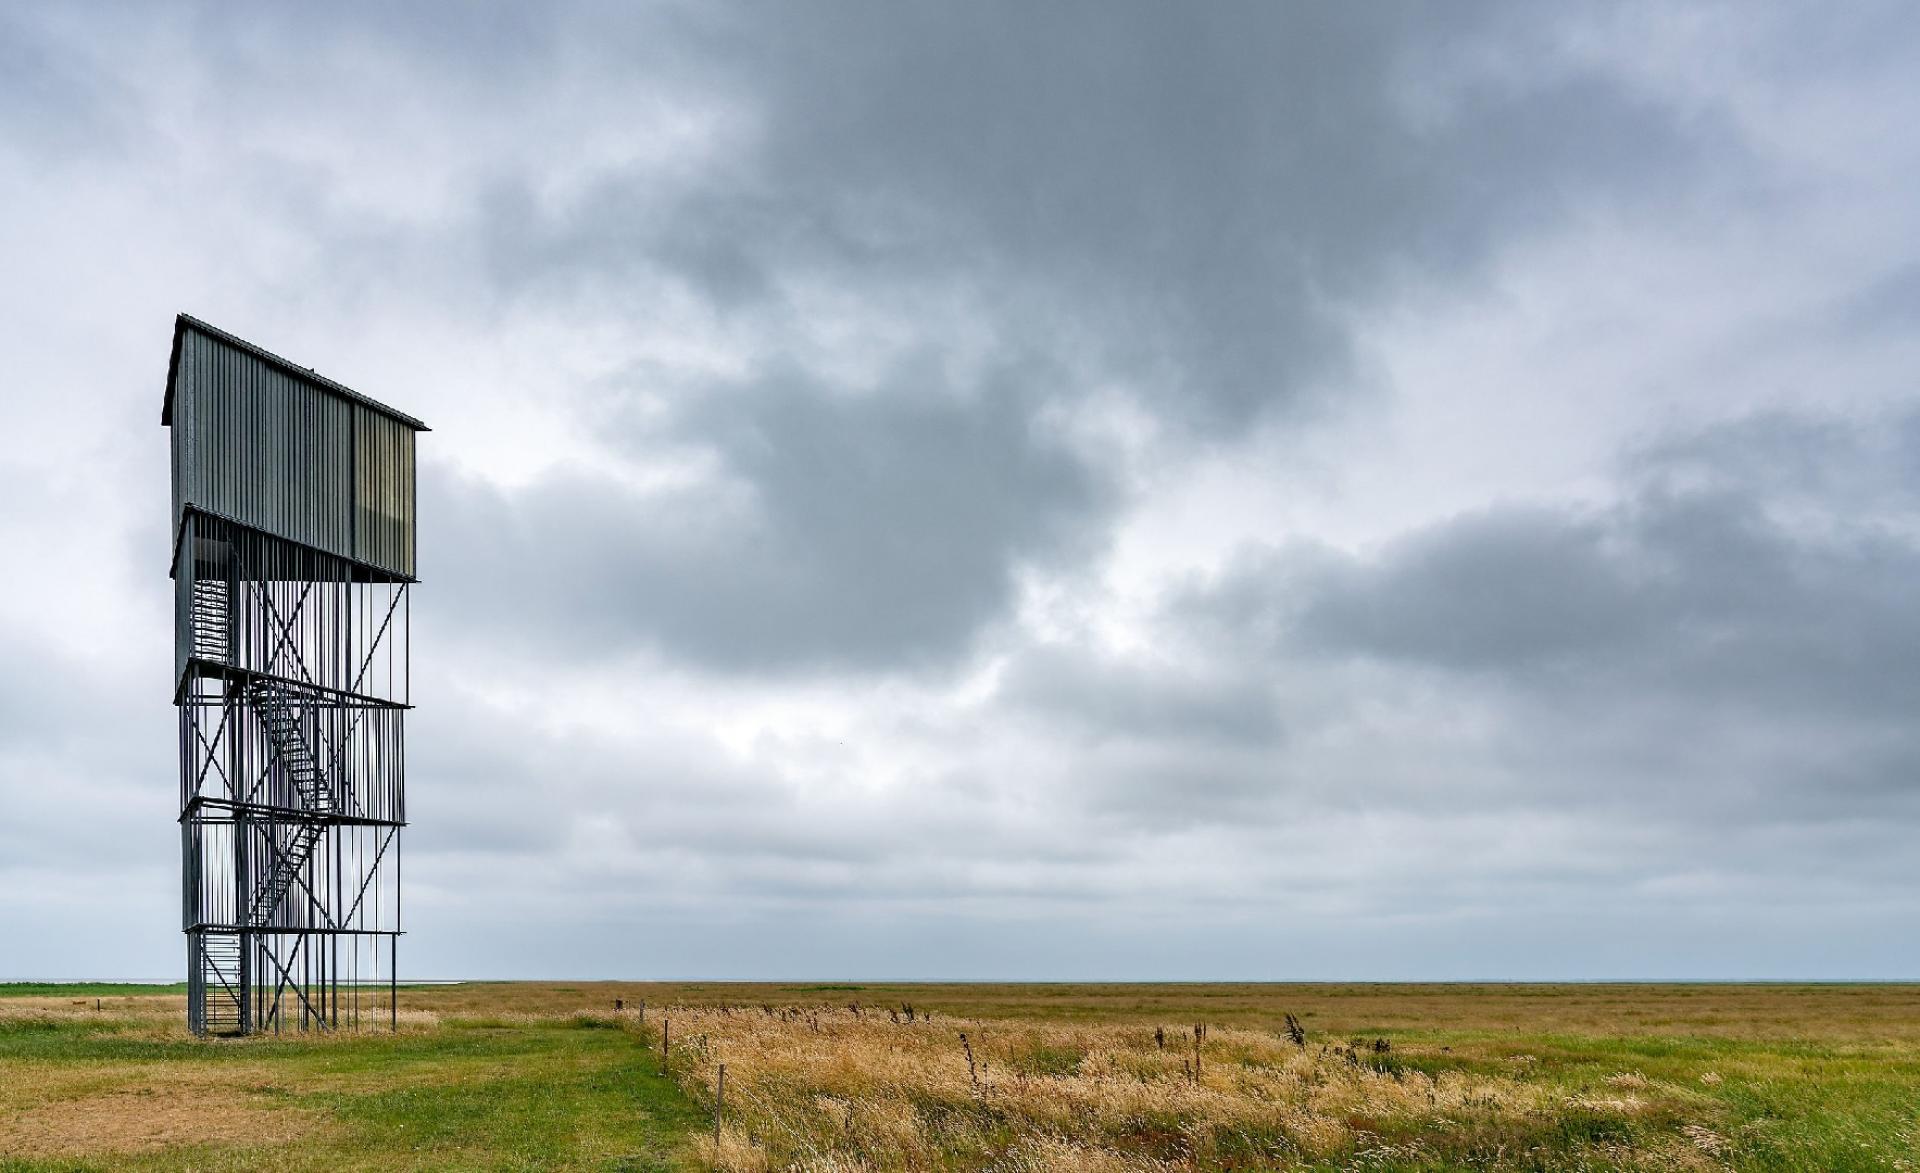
top-left (163, 315), bottom-right (425, 1034)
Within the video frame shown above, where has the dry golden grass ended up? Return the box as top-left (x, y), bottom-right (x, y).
top-left (388, 980), bottom-right (1920, 1169)
top-left (642, 1003), bottom-right (1730, 1171)
top-left (393, 979), bottom-right (1920, 1042)
top-left (2, 1070), bottom-right (332, 1159)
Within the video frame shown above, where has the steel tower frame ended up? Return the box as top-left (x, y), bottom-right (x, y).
top-left (164, 315), bottom-right (425, 1035)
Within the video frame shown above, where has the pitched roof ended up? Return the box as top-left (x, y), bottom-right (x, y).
top-left (161, 313), bottom-right (430, 432)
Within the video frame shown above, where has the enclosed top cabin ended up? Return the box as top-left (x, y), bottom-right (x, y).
top-left (162, 314), bottom-right (428, 582)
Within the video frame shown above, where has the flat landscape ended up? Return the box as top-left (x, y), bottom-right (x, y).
top-left (2, 982), bottom-right (1916, 1171)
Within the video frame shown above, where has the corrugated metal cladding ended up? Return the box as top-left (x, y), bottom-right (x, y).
top-left (353, 405), bottom-right (415, 575)
top-left (166, 319), bottom-right (423, 580)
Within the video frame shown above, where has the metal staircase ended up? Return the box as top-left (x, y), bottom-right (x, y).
top-left (246, 680), bottom-right (333, 927)
top-left (189, 576), bottom-right (230, 662)
top-left (196, 932), bottom-right (245, 1034)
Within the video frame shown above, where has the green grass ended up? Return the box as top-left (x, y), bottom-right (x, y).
top-left (1376, 1030), bottom-right (1920, 1173)
top-left (793, 984), bottom-right (867, 992)
top-left (0, 1013), bottom-right (702, 1171)
top-left (0, 983), bottom-right (445, 1000)
top-left (313, 1028), bottom-right (699, 1171)
top-left (0, 983), bottom-right (188, 999)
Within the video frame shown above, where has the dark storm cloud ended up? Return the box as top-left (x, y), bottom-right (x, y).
top-left (461, 2), bottom-right (1716, 431)
top-left (428, 362), bottom-right (1106, 670)
top-left (398, 1), bottom-right (1724, 673)
top-left (703, 2), bottom-right (1711, 429)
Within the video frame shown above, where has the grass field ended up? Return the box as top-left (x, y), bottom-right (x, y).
top-left (2, 982), bottom-right (1916, 1170)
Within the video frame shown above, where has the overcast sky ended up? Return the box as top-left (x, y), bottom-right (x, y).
top-left (3, 2), bottom-right (1917, 980)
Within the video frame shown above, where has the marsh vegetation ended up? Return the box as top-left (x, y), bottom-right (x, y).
top-left (2, 982), bottom-right (1915, 1170)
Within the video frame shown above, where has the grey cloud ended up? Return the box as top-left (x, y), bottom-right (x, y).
top-left (0, 628), bottom-right (158, 777)
top-left (0, 632), bottom-right (169, 885)
top-left (0, 10), bottom-right (136, 160)
top-left (1835, 261), bottom-right (1920, 334)
top-left (1294, 508), bottom-right (1653, 673)
top-left (997, 646), bottom-right (1282, 748)
top-left (1625, 408), bottom-right (1920, 529)
top-left (403, 674), bottom-right (1143, 914)
top-left (1196, 413), bottom-right (1920, 696)
top-left (403, 1), bottom-right (1728, 676)
top-left (1171, 413), bottom-right (1920, 828)
top-left (20, 0), bottom-right (1726, 683)
top-left (749, 3), bottom-right (1719, 429)
top-left (463, 3), bottom-right (1719, 433)
top-left (428, 362), bottom-right (1107, 671)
